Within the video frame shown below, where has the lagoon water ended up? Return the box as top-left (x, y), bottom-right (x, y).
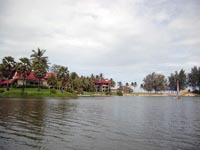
top-left (0, 96), bottom-right (200, 150)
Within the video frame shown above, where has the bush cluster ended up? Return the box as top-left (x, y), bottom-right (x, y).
top-left (0, 89), bottom-right (5, 93)
top-left (50, 88), bottom-right (57, 94)
top-left (117, 91), bottom-right (123, 96)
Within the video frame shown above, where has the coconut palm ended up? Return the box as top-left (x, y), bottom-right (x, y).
top-left (110, 78), bottom-right (116, 88)
top-left (31, 48), bottom-right (49, 91)
top-left (31, 48), bottom-right (49, 69)
top-left (57, 66), bottom-right (69, 92)
top-left (131, 82), bottom-right (137, 91)
top-left (1, 56), bottom-right (17, 91)
top-left (47, 74), bottom-right (57, 89)
top-left (118, 81), bottom-right (122, 88)
top-left (17, 57), bottom-right (32, 94)
top-left (33, 63), bottom-right (47, 91)
top-left (99, 73), bottom-right (104, 80)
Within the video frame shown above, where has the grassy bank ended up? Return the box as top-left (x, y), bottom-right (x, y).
top-left (0, 88), bottom-right (77, 98)
top-left (82, 91), bottom-right (117, 96)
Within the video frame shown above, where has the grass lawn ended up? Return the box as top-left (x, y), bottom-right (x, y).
top-left (0, 88), bottom-right (77, 98)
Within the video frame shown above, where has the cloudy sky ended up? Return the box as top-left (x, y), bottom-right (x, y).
top-left (0, 0), bottom-right (200, 85)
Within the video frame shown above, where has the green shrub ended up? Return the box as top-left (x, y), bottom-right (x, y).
top-left (20, 92), bottom-right (28, 96)
top-left (15, 84), bottom-right (49, 89)
top-left (105, 91), bottom-right (112, 95)
top-left (0, 89), bottom-right (5, 93)
top-left (117, 90), bottom-right (123, 96)
top-left (50, 88), bottom-right (57, 94)
top-left (77, 89), bottom-right (84, 94)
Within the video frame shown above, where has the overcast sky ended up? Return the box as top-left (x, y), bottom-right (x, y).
top-left (0, 0), bottom-right (200, 85)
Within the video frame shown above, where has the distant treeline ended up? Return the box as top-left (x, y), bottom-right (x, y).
top-left (140, 68), bottom-right (200, 93)
top-left (0, 48), bottom-right (199, 94)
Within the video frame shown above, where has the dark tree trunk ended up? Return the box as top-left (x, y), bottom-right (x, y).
top-left (38, 79), bottom-right (40, 91)
top-left (6, 82), bottom-right (10, 91)
top-left (22, 78), bottom-right (25, 94)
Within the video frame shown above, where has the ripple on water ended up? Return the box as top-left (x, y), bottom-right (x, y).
top-left (0, 97), bottom-right (200, 150)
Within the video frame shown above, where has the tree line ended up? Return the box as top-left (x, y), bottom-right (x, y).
top-left (140, 68), bottom-right (200, 93)
top-left (0, 48), bottom-right (115, 94)
top-left (0, 48), bottom-right (199, 94)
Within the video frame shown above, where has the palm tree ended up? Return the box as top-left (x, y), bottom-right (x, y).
top-left (17, 57), bottom-right (32, 94)
top-left (0, 64), bottom-right (3, 80)
top-left (57, 66), bottom-right (69, 92)
top-left (131, 82), bottom-right (137, 91)
top-left (99, 73), bottom-right (103, 80)
top-left (31, 48), bottom-right (49, 91)
top-left (47, 74), bottom-right (57, 89)
top-left (95, 75), bottom-right (100, 80)
top-left (140, 84), bottom-right (144, 92)
top-left (118, 81), bottom-right (122, 87)
top-left (110, 78), bottom-right (116, 87)
top-left (31, 48), bottom-right (49, 69)
top-left (90, 74), bottom-right (95, 79)
top-left (1, 56), bottom-right (17, 91)
top-left (33, 63), bottom-right (47, 91)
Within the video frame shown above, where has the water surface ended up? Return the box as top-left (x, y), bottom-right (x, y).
top-left (0, 96), bottom-right (200, 150)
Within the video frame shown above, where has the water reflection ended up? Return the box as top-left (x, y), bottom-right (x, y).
top-left (0, 97), bottom-right (200, 150)
top-left (0, 98), bottom-right (78, 150)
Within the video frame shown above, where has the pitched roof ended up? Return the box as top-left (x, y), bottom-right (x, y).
top-left (93, 79), bottom-right (111, 84)
top-left (13, 71), bottom-right (39, 81)
top-left (0, 79), bottom-right (14, 85)
top-left (44, 72), bottom-right (57, 79)
top-left (0, 71), bottom-right (57, 86)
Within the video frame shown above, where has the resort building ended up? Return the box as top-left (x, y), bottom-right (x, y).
top-left (0, 71), bottom-right (56, 87)
top-left (93, 79), bottom-right (111, 92)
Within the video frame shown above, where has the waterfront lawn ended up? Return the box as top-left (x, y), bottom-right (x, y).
top-left (0, 88), bottom-right (77, 98)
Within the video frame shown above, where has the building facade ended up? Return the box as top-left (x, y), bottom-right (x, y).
top-left (0, 71), bottom-right (56, 87)
top-left (93, 79), bottom-right (111, 92)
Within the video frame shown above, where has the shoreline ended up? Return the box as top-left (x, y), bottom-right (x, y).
top-left (0, 88), bottom-right (199, 98)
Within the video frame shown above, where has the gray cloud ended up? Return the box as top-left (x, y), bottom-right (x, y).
top-left (0, 0), bottom-right (200, 85)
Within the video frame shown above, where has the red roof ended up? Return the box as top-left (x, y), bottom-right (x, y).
top-left (0, 71), bottom-right (57, 86)
top-left (13, 71), bottom-right (39, 81)
top-left (44, 72), bottom-right (57, 79)
top-left (93, 79), bottom-right (111, 84)
top-left (0, 79), bottom-right (14, 85)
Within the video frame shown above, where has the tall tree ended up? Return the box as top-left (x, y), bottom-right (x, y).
top-left (31, 48), bottom-right (49, 91)
top-left (31, 48), bottom-right (49, 69)
top-left (95, 75), bottom-right (100, 80)
top-left (50, 64), bottom-right (62, 73)
top-left (118, 81), bottom-right (122, 87)
top-left (17, 57), bottom-right (32, 94)
top-left (110, 78), bottom-right (116, 87)
top-left (140, 84), bottom-right (144, 88)
top-left (188, 66), bottom-right (200, 91)
top-left (168, 72), bottom-right (178, 91)
top-left (131, 82), bottom-right (137, 91)
top-left (179, 69), bottom-right (187, 90)
top-left (143, 72), bottom-right (167, 93)
top-left (57, 66), bottom-right (69, 92)
top-left (47, 74), bottom-right (57, 89)
top-left (71, 72), bottom-right (79, 80)
top-left (99, 73), bottom-right (104, 80)
top-left (0, 64), bottom-right (3, 81)
top-left (90, 74), bottom-right (95, 79)
top-left (168, 69), bottom-right (187, 91)
top-left (1, 56), bottom-right (17, 91)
